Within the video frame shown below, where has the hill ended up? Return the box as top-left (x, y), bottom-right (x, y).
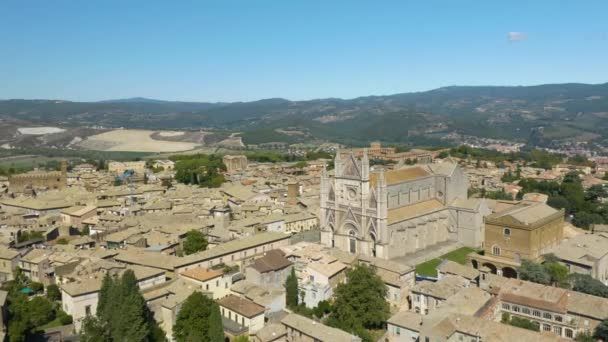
top-left (2, 82), bottom-right (608, 146)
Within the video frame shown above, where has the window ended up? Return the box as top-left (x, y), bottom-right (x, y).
top-left (553, 326), bottom-right (562, 336)
top-left (206, 284), bottom-right (209, 290)
top-left (502, 303), bottom-right (510, 310)
top-left (522, 308), bottom-right (530, 315)
top-left (565, 329), bottom-right (573, 338)
top-left (543, 324), bottom-right (551, 332)
top-left (533, 310), bottom-right (541, 317)
top-left (543, 312), bottom-right (552, 320)
top-left (504, 228), bottom-right (511, 236)
top-left (395, 327), bottom-right (400, 335)
top-left (512, 306), bottom-right (520, 313)
top-left (492, 245), bottom-right (501, 256)
top-left (216, 280), bottom-right (219, 287)
top-left (554, 315), bottom-right (562, 322)
top-left (242, 317), bottom-right (245, 325)
top-left (85, 305), bottom-right (91, 316)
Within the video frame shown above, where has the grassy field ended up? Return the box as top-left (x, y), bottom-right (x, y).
top-left (415, 247), bottom-right (476, 277)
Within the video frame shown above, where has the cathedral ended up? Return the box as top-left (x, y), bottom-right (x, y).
top-left (320, 151), bottom-right (488, 259)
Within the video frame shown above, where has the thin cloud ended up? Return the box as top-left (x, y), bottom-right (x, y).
top-left (507, 32), bottom-right (527, 42)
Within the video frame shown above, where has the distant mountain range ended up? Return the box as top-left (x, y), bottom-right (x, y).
top-left (2, 82), bottom-right (608, 147)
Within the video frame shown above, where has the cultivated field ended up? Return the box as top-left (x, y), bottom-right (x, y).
top-left (18, 127), bottom-right (65, 135)
top-left (79, 129), bottom-right (200, 152)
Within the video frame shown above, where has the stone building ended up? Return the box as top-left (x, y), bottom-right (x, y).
top-left (8, 160), bottom-right (68, 193)
top-left (341, 142), bottom-right (441, 163)
top-left (223, 155), bottom-right (248, 173)
top-left (107, 160), bottom-right (146, 174)
top-left (469, 201), bottom-right (564, 278)
top-left (320, 152), bottom-right (485, 259)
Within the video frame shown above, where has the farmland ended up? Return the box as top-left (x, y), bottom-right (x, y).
top-left (78, 129), bottom-right (200, 152)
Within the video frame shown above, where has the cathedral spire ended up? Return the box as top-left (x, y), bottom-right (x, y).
top-left (361, 148), bottom-right (369, 181)
top-left (334, 148), bottom-right (342, 175)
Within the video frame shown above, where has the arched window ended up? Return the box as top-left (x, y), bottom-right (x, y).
top-left (369, 231), bottom-right (377, 257)
top-left (492, 245), bottom-right (501, 256)
top-left (349, 230), bottom-right (357, 254)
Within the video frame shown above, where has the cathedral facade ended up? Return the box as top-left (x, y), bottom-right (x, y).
top-left (320, 152), bottom-right (485, 259)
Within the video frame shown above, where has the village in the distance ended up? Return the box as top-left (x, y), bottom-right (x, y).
top-left (1, 139), bottom-right (608, 342)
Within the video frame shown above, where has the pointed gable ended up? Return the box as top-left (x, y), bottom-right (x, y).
top-left (344, 207), bottom-right (359, 225)
top-left (342, 154), bottom-right (361, 179)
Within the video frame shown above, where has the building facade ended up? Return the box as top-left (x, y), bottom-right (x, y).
top-left (320, 152), bottom-right (479, 259)
top-left (469, 201), bottom-right (564, 278)
top-left (8, 160), bottom-right (68, 193)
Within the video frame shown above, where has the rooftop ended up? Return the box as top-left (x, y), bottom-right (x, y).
top-left (218, 294), bottom-right (265, 318)
top-left (281, 313), bottom-right (361, 342)
top-left (180, 267), bottom-right (223, 282)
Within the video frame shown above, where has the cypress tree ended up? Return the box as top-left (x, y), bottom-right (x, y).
top-left (110, 270), bottom-right (149, 341)
top-left (97, 273), bottom-right (113, 319)
top-left (207, 302), bottom-right (224, 342)
top-left (285, 267), bottom-right (298, 308)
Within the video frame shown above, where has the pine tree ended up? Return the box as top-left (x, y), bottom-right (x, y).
top-left (285, 267), bottom-right (298, 308)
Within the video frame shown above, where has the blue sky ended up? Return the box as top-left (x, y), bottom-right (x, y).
top-left (1, 1), bottom-right (607, 102)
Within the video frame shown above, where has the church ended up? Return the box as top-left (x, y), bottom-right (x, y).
top-left (320, 151), bottom-right (489, 259)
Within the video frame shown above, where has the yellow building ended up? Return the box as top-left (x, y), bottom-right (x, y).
top-left (469, 201), bottom-right (564, 278)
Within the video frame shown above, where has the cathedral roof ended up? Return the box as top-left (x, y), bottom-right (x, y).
top-left (387, 199), bottom-right (445, 224)
top-left (370, 166), bottom-right (430, 187)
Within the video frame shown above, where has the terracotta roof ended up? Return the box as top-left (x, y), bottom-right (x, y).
top-left (250, 250), bottom-right (292, 273)
top-left (218, 294), bottom-right (265, 318)
top-left (181, 267), bottom-right (223, 282)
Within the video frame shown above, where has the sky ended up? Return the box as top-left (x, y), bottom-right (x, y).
top-left (1, 1), bottom-right (607, 102)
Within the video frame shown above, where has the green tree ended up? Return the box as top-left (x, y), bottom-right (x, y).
top-left (542, 259), bottom-right (569, 286)
top-left (57, 238), bottom-right (69, 245)
top-left (285, 268), bottom-right (298, 308)
top-left (233, 336), bottom-right (250, 342)
top-left (570, 273), bottom-right (608, 298)
top-left (80, 316), bottom-right (109, 342)
top-left (575, 331), bottom-right (595, 342)
top-left (46, 284), bottom-right (61, 301)
top-left (595, 320), bottom-right (608, 341)
top-left (547, 195), bottom-right (570, 212)
top-left (81, 271), bottom-right (155, 342)
top-left (173, 292), bottom-right (223, 342)
top-left (572, 211), bottom-right (605, 230)
top-left (183, 230), bottom-right (208, 255)
top-left (517, 260), bottom-right (551, 285)
top-left (327, 264), bottom-right (389, 340)
top-left (111, 270), bottom-right (149, 341)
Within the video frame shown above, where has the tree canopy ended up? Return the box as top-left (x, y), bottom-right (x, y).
top-left (173, 292), bottom-right (223, 342)
top-left (171, 154), bottom-right (226, 188)
top-left (80, 271), bottom-right (161, 342)
top-left (182, 230), bottom-right (208, 255)
top-left (285, 267), bottom-right (298, 308)
top-left (327, 264), bottom-right (389, 341)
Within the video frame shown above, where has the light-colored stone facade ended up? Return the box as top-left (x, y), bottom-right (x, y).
top-left (320, 152), bottom-right (480, 259)
top-left (8, 160), bottom-right (68, 193)
top-left (223, 155), bottom-right (248, 173)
